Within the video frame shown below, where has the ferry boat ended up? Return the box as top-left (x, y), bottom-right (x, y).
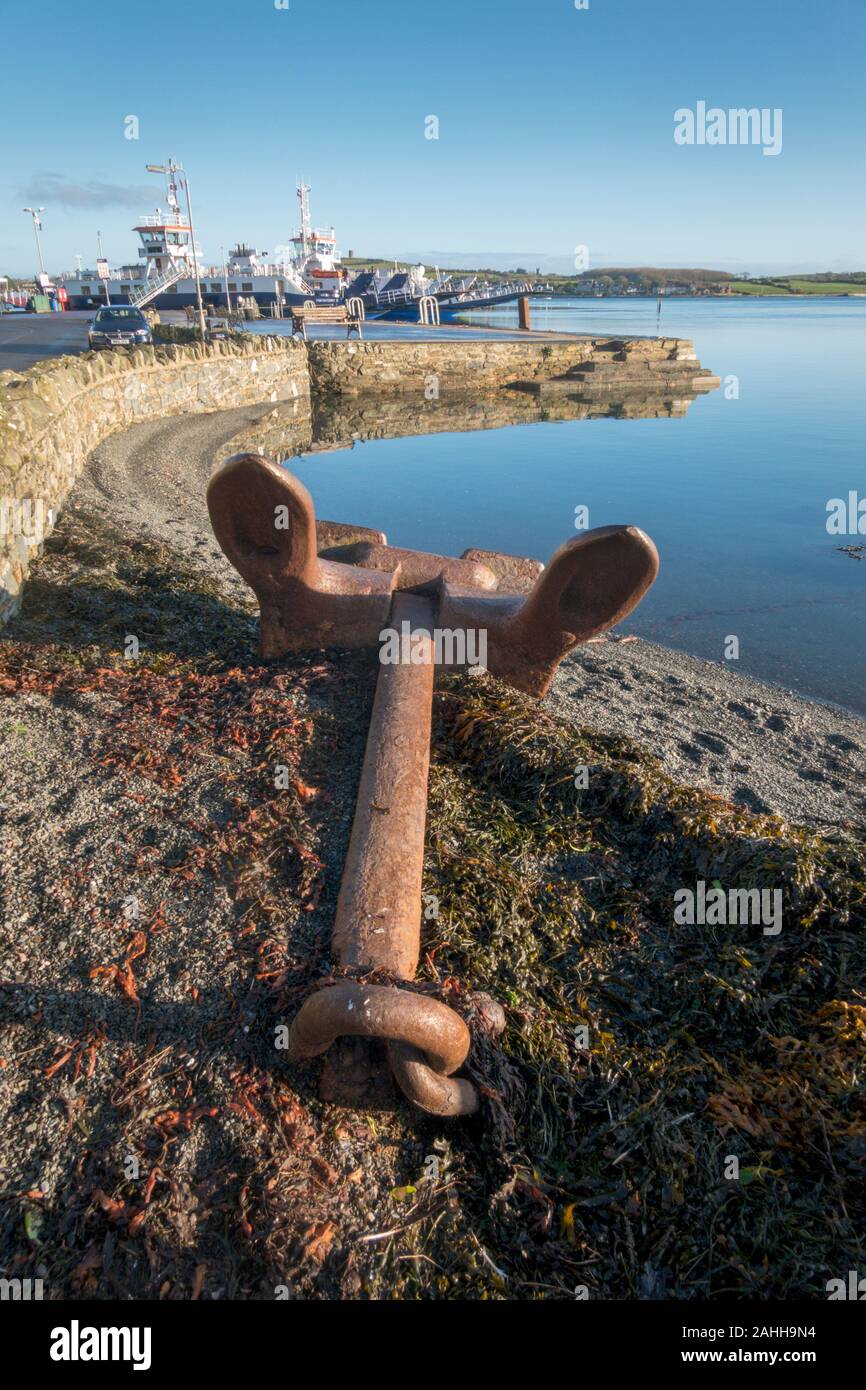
top-left (58, 176), bottom-right (344, 311)
top-left (57, 165), bottom-right (547, 321)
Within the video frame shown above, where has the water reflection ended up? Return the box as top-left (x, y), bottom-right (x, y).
top-left (215, 299), bottom-right (866, 711)
top-left (218, 384), bottom-right (706, 467)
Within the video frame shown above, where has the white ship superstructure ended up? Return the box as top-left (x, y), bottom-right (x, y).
top-left (289, 182), bottom-right (345, 302)
top-left (59, 173), bottom-right (339, 310)
top-left (55, 166), bottom-right (546, 320)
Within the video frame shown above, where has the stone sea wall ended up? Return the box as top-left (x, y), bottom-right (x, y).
top-left (0, 330), bottom-right (712, 624)
top-left (0, 335), bottom-right (308, 623)
top-left (306, 336), bottom-right (701, 396)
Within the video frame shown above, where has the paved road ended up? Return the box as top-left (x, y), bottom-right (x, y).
top-left (0, 308), bottom-right (589, 372)
top-left (241, 319), bottom-right (581, 342)
top-left (0, 310), bottom-right (93, 371)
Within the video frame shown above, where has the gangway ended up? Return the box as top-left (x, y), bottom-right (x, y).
top-left (128, 263), bottom-right (186, 309)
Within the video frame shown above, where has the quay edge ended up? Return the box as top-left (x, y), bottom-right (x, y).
top-left (0, 331), bottom-right (717, 624)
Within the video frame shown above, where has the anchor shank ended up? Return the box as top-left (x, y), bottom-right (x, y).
top-left (332, 591), bottom-right (436, 979)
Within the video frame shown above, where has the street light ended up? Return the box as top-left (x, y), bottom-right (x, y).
top-left (23, 207), bottom-right (46, 278)
top-left (146, 159), bottom-right (206, 340)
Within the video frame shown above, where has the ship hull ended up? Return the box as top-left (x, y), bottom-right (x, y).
top-left (60, 269), bottom-right (314, 312)
top-left (63, 288), bottom-right (312, 312)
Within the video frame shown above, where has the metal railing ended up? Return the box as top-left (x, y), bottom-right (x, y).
top-left (136, 212), bottom-right (190, 228)
top-left (128, 263), bottom-right (186, 308)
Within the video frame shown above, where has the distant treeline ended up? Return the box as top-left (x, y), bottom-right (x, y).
top-left (779, 271), bottom-right (866, 282)
top-left (578, 267), bottom-right (734, 286)
top-left (726, 272), bottom-right (866, 296)
top-left (340, 258), bottom-right (865, 297)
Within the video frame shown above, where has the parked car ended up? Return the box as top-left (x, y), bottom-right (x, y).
top-left (88, 306), bottom-right (152, 349)
top-left (0, 301), bottom-right (28, 314)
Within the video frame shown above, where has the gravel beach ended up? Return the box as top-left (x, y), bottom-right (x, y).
top-left (79, 404), bottom-right (866, 831)
top-left (2, 402), bottom-right (864, 1302)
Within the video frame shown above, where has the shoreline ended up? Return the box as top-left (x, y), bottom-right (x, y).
top-left (550, 637), bottom-right (865, 830)
top-left (473, 292), bottom-right (866, 304)
top-left (2, 399), bottom-right (863, 1305)
top-left (73, 404), bottom-right (866, 831)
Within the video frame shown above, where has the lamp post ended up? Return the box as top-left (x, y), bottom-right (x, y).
top-left (146, 159), bottom-right (206, 340)
top-left (221, 243), bottom-right (233, 312)
top-left (22, 207), bottom-right (46, 279)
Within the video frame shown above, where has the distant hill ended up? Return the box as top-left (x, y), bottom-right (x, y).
top-left (341, 257), bottom-right (866, 297)
top-left (342, 258), bottom-right (735, 292)
top-left (542, 267), bottom-right (738, 295)
top-left (726, 272), bottom-right (866, 296)
top-left (579, 267), bottom-right (735, 285)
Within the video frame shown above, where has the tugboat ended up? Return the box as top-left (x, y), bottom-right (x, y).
top-left (58, 173), bottom-right (341, 311)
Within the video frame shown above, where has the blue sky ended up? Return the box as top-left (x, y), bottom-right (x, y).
top-left (2, 0), bottom-right (864, 276)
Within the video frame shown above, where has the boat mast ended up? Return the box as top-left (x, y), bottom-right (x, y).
top-left (297, 182), bottom-right (311, 261)
top-left (145, 158), bottom-right (206, 341)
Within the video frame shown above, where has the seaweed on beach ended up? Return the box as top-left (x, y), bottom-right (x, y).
top-left (4, 503), bottom-right (259, 670)
top-left (415, 683), bottom-right (865, 1298)
top-left (0, 506), bottom-right (863, 1300)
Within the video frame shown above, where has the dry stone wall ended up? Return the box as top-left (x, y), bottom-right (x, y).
top-left (0, 335), bottom-right (308, 623)
top-left (306, 336), bottom-right (699, 396)
top-left (0, 330), bottom-right (709, 624)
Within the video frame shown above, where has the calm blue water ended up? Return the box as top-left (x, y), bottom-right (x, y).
top-left (269, 299), bottom-right (866, 714)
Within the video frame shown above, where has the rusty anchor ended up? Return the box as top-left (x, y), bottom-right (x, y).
top-left (207, 452), bottom-right (659, 1117)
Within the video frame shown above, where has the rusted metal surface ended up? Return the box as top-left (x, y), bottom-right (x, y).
top-left (387, 1041), bottom-right (479, 1117)
top-left (285, 592), bottom-right (481, 1114)
top-left (387, 992), bottom-right (506, 1116)
top-left (208, 453), bottom-right (658, 690)
top-left (287, 981), bottom-right (471, 1074)
top-left (439, 525), bottom-right (659, 696)
top-left (459, 547), bottom-right (543, 594)
top-left (330, 591), bottom-right (435, 978)
top-left (318, 540), bottom-right (499, 591)
top-left (207, 450), bottom-right (660, 1116)
top-left (207, 454), bottom-right (394, 657)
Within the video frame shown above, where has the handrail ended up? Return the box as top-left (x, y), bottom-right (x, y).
top-left (136, 212), bottom-right (190, 228)
top-left (128, 262), bottom-right (186, 308)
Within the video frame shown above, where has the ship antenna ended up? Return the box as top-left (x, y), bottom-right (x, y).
top-left (163, 160), bottom-right (181, 218)
top-left (297, 179), bottom-right (312, 260)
